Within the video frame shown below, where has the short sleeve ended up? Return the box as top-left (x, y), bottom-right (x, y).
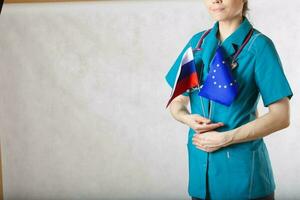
top-left (254, 38), bottom-right (293, 107)
top-left (164, 38), bottom-right (192, 97)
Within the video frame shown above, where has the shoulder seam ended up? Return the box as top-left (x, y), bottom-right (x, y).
top-left (247, 32), bottom-right (263, 53)
top-left (254, 37), bottom-right (270, 74)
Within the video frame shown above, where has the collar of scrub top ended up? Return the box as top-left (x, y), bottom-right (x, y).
top-left (198, 16), bottom-right (254, 73)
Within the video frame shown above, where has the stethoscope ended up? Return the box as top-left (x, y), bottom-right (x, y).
top-left (190, 27), bottom-right (254, 119)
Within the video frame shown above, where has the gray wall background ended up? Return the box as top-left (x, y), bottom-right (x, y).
top-left (0, 0), bottom-right (299, 199)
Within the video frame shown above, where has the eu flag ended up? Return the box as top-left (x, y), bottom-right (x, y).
top-left (198, 45), bottom-right (238, 106)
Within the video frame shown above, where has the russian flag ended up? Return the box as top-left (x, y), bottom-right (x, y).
top-left (166, 47), bottom-right (199, 108)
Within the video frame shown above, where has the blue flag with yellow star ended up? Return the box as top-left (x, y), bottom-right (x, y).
top-left (198, 45), bottom-right (238, 106)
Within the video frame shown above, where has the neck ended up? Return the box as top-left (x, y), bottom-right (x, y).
top-left (217, 15), bottom-right (243, 42)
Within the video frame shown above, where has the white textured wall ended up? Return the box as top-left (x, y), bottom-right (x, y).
top-left (0, 1), bottom-right (299, 199)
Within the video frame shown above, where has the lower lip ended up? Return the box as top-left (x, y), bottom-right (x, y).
top-left (211, 8), bottom-right (225, 12)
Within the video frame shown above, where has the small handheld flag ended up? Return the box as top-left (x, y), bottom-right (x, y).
top-left (198, 45), bottom-right (238, 106)
top-left (166, 47), bottom-right (199, 108)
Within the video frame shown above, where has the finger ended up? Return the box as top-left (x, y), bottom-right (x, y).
top-left (194, 144), bottom-right (211, 152)
top-left (192, 137), bottom-right (203, 145)
top-left (197, 136), bottom-right (221, 146)
top-left (197, 123), bottom-right (224, 132)
top-left (192, 133), bottom-right (221, 147)
top-left (194, 115), bottom-right (211, 124)
top-left (206, 147), bottom-right (219, 152)
top-left (192, 135), bottom-right (200, 144)
top-left (193, 138), bottom-right (216, 149)
top-left (205, 123), bottom-right (224, 129)
top-left (195, 135), bottom-right (219, 146)
top-left (192, 141), bottom-right (205, 149)
top-left (192, 133), bottom-right (205, 141)
top-left (194, 129), bottom-right (209, 134)
top-left (202, 142), bottom-right (224, 148)
top-left (195, 144), bottom-right (219, 152)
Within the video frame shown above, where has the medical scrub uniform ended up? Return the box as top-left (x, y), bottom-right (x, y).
top-left (165, 17), bottom-right (293, 200)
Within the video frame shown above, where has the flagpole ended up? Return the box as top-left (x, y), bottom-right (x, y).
top-left (196, 84), bottom-right (209, 122)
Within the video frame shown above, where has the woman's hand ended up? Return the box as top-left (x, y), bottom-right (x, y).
top-left (183, 114), bottom-right (227, 152)
top-left (192, 130), bottom-right (233, 152)
top-left (183, 114), bottom-right (224, 134)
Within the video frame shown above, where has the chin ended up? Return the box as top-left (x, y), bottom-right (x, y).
top-left (210, 14), bottom-right (230, 22)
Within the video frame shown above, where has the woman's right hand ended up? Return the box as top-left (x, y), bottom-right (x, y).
top-left (183, 114), bottom-right (224, 134)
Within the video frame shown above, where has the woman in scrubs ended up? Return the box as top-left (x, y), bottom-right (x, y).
top-left (165, 0), bottom-right (293, 200)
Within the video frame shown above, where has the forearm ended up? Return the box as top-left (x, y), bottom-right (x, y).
top-left (169, 100), bottom-right (190, 125)
top-left (224, 110), bottom-right (290, 146)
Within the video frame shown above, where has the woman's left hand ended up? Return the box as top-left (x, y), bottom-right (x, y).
top-left (192, 131), bottom-right (232, 152)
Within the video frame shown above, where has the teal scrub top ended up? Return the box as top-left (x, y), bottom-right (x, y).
top-left (165, 17), bottom-right (293, 200)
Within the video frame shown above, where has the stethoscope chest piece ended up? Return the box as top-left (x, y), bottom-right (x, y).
top-left (231, 61), bottom-right (238, 69)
